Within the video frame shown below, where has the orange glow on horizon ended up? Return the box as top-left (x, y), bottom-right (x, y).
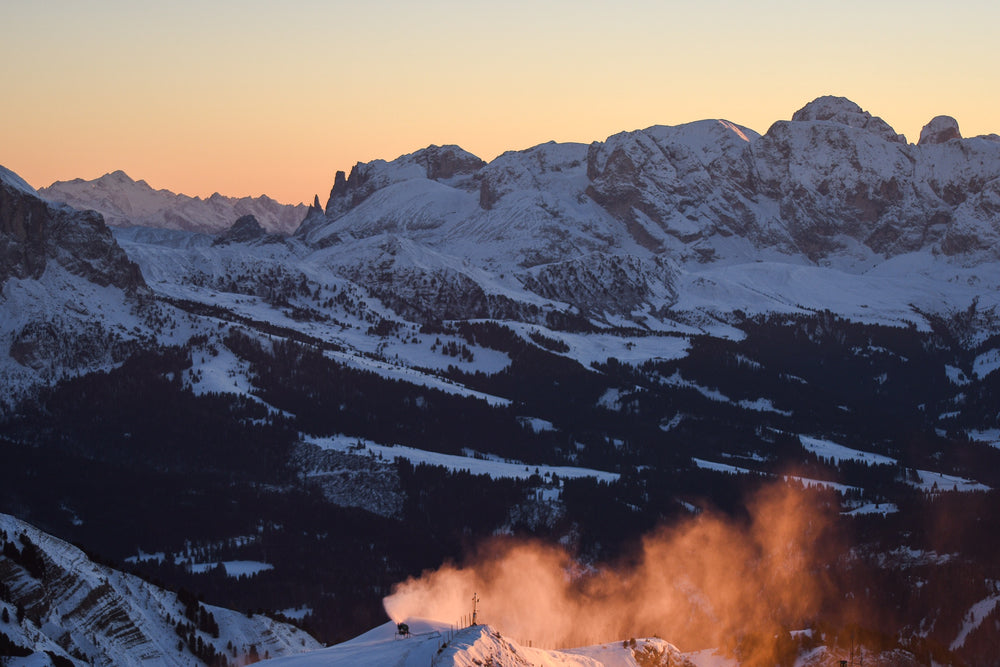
top-left (2, 1), bottom-right (997, 204)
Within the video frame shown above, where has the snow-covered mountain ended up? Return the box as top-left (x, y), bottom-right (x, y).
top-left (256, 618), bottom-right (926, 667)
top-left (284, 96), bottom-right (1000, 325)
top-left (0, 166), bottom-right (157, 409)
top-left (2, 95), bottom-right (999, 666)
top-left (258, 619), bottom-right (694, 667)
top-left (1, 166), bottom-right (145, 292)
top-left (0, 513), bottom-right (322, 666)
top-left (40, 171), bottom-right (309, 234)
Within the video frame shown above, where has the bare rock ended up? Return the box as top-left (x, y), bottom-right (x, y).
top-left (791, 95), bottom-right (907, 144)
top-left (1, 166), bottom-right (146, 292)
top-left (918, 115), bottom-right (962, 145)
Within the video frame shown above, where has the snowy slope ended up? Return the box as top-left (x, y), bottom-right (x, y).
top-left (0, 165), bottom-right (154, 410)
top-left (258, 620), bottom-right (692, 667)
top-left (0, 513), bottom-right (322, 666)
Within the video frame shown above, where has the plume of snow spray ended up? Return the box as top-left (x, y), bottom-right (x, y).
top-left (384, 482), bottom-right (838, 664)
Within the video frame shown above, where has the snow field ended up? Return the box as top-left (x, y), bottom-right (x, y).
top-left (305, 434), bottom-right (619, 484)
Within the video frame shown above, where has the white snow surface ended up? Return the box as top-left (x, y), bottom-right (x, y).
top-left (40, 170), bottom-right (308, 233)
top-left (692, 458), bottom-right (861, 495)
top-left (951, 593), bottom-right (1000, 650)
top-left (973, 349), bottom-right (1000, 379)
top-left (259, 620), bottom-right (692, 667)
top-left (908, 469), bottom-right (990, 493)
top-left (799, 435), bottom-right (897, 466)
top-left (305, 434), bottom-right (619, 483)
top-left (660, 371), bottom-right (789, 415)
top-left (967, 428), bottom-right (1000, 449)
top-left (844, 503), bottom-right (899, 516)
top-left (186, 560), bottom-right (274, 577)
top-left (0, 263), bottom-right (150, 411)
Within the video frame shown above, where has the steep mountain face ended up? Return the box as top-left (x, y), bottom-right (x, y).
top-left (40, 170), bottom-right (309, 234)
top-left (584, 119), bottom-right (764, 254)
top-left (1, 167), bottom-right (145, 292)
top-left (284, 96), bottom-right (1000, 325)
top-left (0, 166), bottom-right (153, 409)
top-left (0, 513), bottom-right (322, 666)
top-left (754, 97), bottom-right (1000, 259)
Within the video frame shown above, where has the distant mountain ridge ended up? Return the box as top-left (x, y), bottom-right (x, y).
top-left (0, 166), bottom-right (145, 292)
top-left (40, 170), bottom-right (309, 234)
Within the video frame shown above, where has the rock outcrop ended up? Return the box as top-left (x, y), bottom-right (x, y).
top-left (919, 115), bottom-right (962, 145)
top-left (0, 513), bottom-right (322, 666)
top-left (212, 213), bottom-right (285, 246)
top-left (1, 166), bottom-right (146, 292)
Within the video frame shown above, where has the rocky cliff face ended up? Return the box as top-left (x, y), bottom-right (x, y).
top-left (1, 167), bottom-right (145, 292)
top-left (319, 144), bottom-right (484, 223)
top-left (40, 170), bottom-right (309, 234)
top-left (754, 98), bottom-right (1000, 259)
top-left (0, 513), bottom-right (321, 666)
top-left (284, 96), bottom-right (1000, 323)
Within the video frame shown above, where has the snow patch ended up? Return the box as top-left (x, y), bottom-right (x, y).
top-left (973, 349), bottom-right (1000, 379)
top-left (799, 435), bottom-right (897, 466)
top-left (305, 434), bottom-right (618, 483)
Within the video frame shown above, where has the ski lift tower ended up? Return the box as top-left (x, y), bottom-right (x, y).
top-left (471, 593), bottom-right (480, 626)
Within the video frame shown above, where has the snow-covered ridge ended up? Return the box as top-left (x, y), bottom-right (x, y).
top-left (40, 170), bottom-right (309, 234)
top-left (0, 512), bottom-right (322, 666)
top-left (258, 619), bottom-right (694, 667)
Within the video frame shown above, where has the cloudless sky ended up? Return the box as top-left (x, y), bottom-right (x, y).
top-left (2, 0), bottom-right (997, 203)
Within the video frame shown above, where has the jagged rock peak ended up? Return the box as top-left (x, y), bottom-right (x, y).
top-left (228, 213), bottom-right (265, 237)
top-left (791, 95), bottom-right (906, 144)
top-left (410, 144), bottom-right (486, 180)
top-left (213, 213), bottom-right (277, 246)
top-left (919, 115), bottom-right (962, 145)
top-left (1, 164), bottom-right (147, 291)
top-left (95, 169), bottom-right (147, 188)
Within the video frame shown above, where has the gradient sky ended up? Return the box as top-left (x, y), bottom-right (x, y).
top-left (2, 0), bottom-right (997, 204)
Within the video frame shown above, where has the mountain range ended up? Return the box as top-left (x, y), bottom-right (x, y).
top-left (3, 95), bottom-right (1000, 666)
top-left (40, 171), bottom-right (309, 235)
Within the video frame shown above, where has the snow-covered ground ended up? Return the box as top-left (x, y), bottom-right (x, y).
top-left (973, 348), bottom-right (1000, 379)
top-left (908, 469), bottom-right (989, 493)
top-left (798, 435), bottom-right (897, 466)
top-left (844, 503), bottom-right (899, 516)
top-left (501, 320), bottom-right (692, 367)
top-left (951, 592), bottom-right (1000, 651)
top-left (186, 560), bottom-right (274, 577)
top-left (692, 458), bottom-right (862, 495)
top-left (660, 370), bottom-right (790, 415)
top-left (967, 428), bottom-right (1000, 449)
top-left (304, 434), bottom-right (619, 483)
top-left (258, 619), bottom-right (694, 667)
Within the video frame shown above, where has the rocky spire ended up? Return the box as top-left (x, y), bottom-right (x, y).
top-left (918, 116), bottom-right (961, 145)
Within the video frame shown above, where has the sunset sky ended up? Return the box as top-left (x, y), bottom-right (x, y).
top-left (3, 0), bottom-right (997, 204)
